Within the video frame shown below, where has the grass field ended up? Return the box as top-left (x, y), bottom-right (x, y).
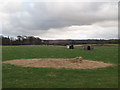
top-left (2, 45), bottom-right (118, 88)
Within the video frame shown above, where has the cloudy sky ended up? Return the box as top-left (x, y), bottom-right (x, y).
top-left (0, 0), bottom-right (118, 40)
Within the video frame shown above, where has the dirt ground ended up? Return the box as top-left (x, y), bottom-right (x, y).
top-left (2, 58), bottom-right (114, 69)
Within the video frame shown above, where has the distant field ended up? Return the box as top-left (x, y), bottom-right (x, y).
top-left (2, 45), bottom-right (118, 88)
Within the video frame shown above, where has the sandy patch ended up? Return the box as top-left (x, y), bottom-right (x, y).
top-left (2, 58), bottom-right (113, 69)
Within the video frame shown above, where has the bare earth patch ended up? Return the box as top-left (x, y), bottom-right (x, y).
top-left (2, 58), bottom-right (113, 69)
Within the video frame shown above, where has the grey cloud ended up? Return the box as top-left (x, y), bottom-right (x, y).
top-left (2, 2), bottom-right (118, 39)
top-left (4, 2), bottom-right (117, 30)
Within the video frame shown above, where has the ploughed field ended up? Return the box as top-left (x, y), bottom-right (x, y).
top-left (2, 45), bottom-right (118, 88)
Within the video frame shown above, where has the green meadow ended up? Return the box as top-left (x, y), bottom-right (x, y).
top-left (2, 45), bottom-right (118, 88)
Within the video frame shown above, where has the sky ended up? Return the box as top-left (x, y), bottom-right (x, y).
top-left (0, 0), bottom-right (119, 40)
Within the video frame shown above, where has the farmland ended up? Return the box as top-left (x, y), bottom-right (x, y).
top-left (2, 45), bottom-right (118, 88)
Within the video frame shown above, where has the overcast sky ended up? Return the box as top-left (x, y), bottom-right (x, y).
top-left (0, 0), bottom-right (118, 40)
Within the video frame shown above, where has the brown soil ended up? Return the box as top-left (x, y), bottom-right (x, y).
top-left (2, 58), bottom-right (114, 69)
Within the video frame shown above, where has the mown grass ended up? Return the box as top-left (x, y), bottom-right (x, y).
top-left (2, 45), bottom-right (118, 88)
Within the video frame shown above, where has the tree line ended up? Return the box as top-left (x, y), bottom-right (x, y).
top-left (0, 35), bottom-right (119, 45)
top-left (1, 35), bottom-right (42, 45)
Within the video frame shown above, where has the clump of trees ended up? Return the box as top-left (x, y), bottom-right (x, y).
top-left (1, 35), bottom-right (42, 45)
top-left (0, 35), bottom-right (119, 46)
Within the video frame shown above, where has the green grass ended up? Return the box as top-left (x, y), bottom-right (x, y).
top-left (2, 45), bottom-right (118, 88)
